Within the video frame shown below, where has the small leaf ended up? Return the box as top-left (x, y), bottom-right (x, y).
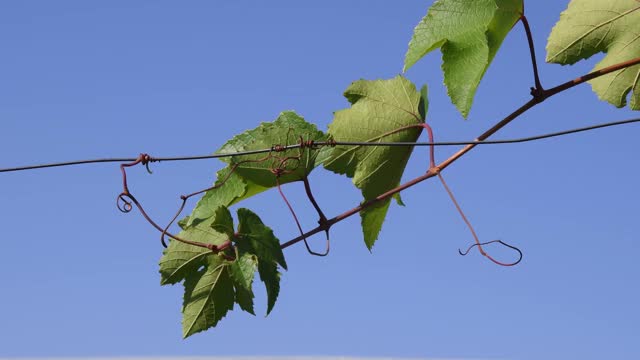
top-left (187, 168), bottom-right (265, 228)
top-left (229, 253), bottom-right (258, 315)
top-left (211, 206), bottom-right (235, 238)
top-left (233, 208), bottom-right (286, 316)
top-left (404, 0), bottom-right (522, 117)
top-left (323, 76), bottom-right (425, 249)
top-left (181, 256), bottom-right (235, 338)
top-left (257, 261), bottom-right (280, 315)
top-left (159, 219), bottom-right (227, 286)
top-left (418, 84), bottom-right (429, 121)
top-left (236, 208), bottom-right (287, 270)
top-left (360, 202), bottom-right (392, 250)
top-left (546, 0), bottom-right (640, 110)
top-left (393, 193), bottom-right (405, 207)
top-left (177, 216), bottom-right (190, 230)
top-left (161, 204), bottom-right (287, 334)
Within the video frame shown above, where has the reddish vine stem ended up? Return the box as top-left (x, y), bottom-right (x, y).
top-left (459, 240), bottom-right (522, 266)
top-left (119, 191), bottom-right (230, 252)
top-left (158, 160), bottom-right (253, 248)
top-left (118, 131), bottom-right (320, 252)
top-left (420, 122), bottom-right (521, 265)
top-left (282, 95), bottom-right (538, 249)
top-left (543, 56), bottom-right (640, 100)
top-left (117, 154), bottom-right (231, 253)
top-left (420, 123), bottom-right (436, 169)
top-left (276, 177), bottom-right (329, 256)
top-left (129, 135), bottom-right (327, 255)
top-left (282, 55), bottom-right (640, 250)
top-left (130, 149), bottom-right (288, 250)
top-left (437, 172), bottom-right (520, 266)
top-left (119, 154), bottom-right (152, 196)
top-left (160, 197), bottom-right (188, 248)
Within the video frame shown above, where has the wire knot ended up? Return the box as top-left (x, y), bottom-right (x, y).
top-left (299, 136), bottom-right (317, 149)
top-left (271, 144), bottom-right (286, 152)
top-left (270, 168), bottom-right (285, 177)
top-left (136, 153), bottom-right (155, 174)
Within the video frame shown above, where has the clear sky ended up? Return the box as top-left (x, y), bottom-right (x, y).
top-left (1, 1), bottom-right (639, 359)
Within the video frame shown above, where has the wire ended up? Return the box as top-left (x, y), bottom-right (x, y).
top-left (2, 117), bottom-right (639, 174)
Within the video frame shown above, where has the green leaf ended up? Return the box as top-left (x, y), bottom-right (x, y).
top-left (236, 208), bottom-right (287, 270)
top-left (229, 253), bottom-right (258, 315)
top-left (257, 261), bottom-right (281, 315)
top-left (218, 111), bottom-right (327, 187)
top-left (186, 168), bottom-right (267, 228)
top-left (546, 0), bottom-right (640, 110)
top-left (177, 216), bottom-right (190, 230)
top-left (323, 76), bottom-right (425, 250)
top-left (160, 205), bottom-right (287, 335)
top-left (159, 219), bottom-right (227, 286)
top-left (181, 256), bottom-right (235, 338)
top-left (360, 201), bottom-right (392, 249)
top-left (186, 111), bottom-right (325, 228)
top-left (404, 0), bottom-right (523, 117)
top-left (233, 208), bottom-right (286, 315)
top-left (211, 206), bottom-right (235, 239)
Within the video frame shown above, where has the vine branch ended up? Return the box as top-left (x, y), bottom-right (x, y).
top-left (281, 55), bottom-right (640, 250)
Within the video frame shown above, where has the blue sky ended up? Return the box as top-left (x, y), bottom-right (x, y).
top-left (1, 1), bottom-right (639, 359)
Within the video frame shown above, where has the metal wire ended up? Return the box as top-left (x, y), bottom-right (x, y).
top-left (2, 117), bottom-right (639, 173)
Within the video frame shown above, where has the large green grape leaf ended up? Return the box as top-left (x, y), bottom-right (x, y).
top-left (546, 0), bottom-right (640, 110)
top-left (404, 0), bottom-right (523, 117)
top-left (323, 76), bottom-right (427, 250)
top-left (217, 110), bottom-right (327, 187)
top-left (186, 111), bottom-right (326, 228)
top-left (160, 204), bottom-right (287, 337)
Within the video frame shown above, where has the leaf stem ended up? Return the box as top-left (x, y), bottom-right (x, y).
top-left (302, 176), bottom-right (329, 228)
top-left (277, 178), bottom-right (328, 256)
top-left (520, 14), bottom-right (544, 93)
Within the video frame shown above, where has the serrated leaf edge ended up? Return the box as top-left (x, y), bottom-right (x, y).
top-left (183, 263), bottom-right (228, 338)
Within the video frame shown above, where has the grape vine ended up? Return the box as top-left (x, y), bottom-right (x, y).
top-left (2, 0), bottom-right (640, 338)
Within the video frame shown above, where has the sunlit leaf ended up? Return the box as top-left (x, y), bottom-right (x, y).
top-left (404, 0), bottom-right (522, 117)
top-left (547, 0), bottom-right (640, 109)
top-left (323, 76), bottom-right (426, 249)
top-left (181, 256), bottom-right (235, 338)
